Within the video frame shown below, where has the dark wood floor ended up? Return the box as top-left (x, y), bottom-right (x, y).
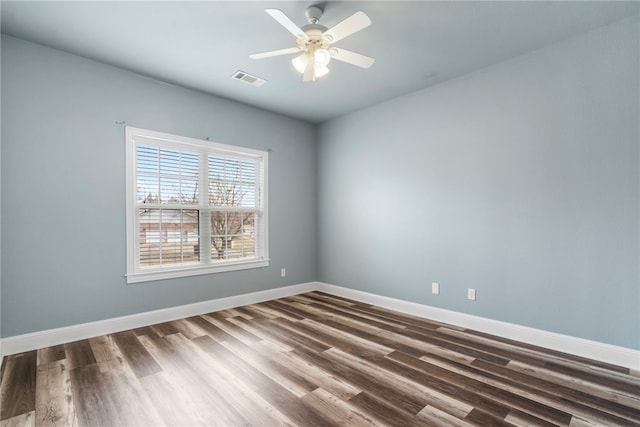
top-left (1, 291), bottom-right (639, 426)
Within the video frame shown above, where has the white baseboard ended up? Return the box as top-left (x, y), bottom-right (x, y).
top-left (0, 282), bottom-right (317, 357)
top-left (316, 282), bottom-right (640, 371)
top-left (2, 280), bottom-right (638, 371)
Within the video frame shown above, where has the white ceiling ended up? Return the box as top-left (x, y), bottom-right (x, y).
top-left (2, 1), bottom-right (638, 124)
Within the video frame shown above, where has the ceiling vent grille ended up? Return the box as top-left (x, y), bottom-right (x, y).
top-left (232, 71), bottom-right (266, 87)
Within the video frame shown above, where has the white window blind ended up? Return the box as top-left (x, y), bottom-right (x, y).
top-left (126, 127), bottom-right (268, 283)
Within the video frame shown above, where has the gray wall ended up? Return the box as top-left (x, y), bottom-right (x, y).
top-left (317, 18), bottom-right (640, 349)
top-left (1, 35), bottom-right (317, 338)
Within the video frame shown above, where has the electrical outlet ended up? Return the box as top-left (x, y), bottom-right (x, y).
top-left (281, 268), bottom-right (286, 277)
top-left (431, 282), bottom-right (440, 295)
top-left (467, 288), bottom-right (476, 300)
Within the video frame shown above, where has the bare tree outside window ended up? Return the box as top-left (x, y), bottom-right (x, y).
top-left (208, 158), bottom-right (256, 260)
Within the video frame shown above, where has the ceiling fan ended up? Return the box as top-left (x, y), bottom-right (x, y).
top-left (249, 5), bottom-right (375, 82)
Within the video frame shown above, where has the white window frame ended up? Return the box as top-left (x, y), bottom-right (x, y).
top-left (125, 126), bottom-right (269, 283)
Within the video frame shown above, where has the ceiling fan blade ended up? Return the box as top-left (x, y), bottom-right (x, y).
top-left (303, 57), bottom-right (315, 82)
top-left (331, 48), bottom-right (375, 69)
top-left (265, 9), bottom-right (307, 39)
top-left (249, 47), bottom-right (300, 59)
top-left (323, 11), bottom-right (372, 43)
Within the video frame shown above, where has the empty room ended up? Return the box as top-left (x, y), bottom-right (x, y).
top-left (1, 1), bottom-right (639, 426)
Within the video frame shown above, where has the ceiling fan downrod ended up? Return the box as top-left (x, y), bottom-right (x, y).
top-left (305, 5), bottom-right (323, 24)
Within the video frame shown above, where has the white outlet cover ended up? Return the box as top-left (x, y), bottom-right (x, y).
top-left (431, 282), bottom-right (440, 294)
top-left (468, 288), bottom-right (476, 300)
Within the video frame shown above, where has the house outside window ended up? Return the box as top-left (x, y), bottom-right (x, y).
top-left (125, 127), bottom-right (268, 283)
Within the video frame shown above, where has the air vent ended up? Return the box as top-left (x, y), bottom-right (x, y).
top-left (232, 71), bottom-right (266, 87)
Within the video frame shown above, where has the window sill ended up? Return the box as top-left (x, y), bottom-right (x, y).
top-left (126, 259), bottom-right (270, 284)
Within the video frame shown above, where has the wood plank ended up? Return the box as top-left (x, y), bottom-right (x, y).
top-left (219, 337), bottom-right (318, 397)
top-left (464, 407), bottom-right (514, 426)
top-left (259, 341), bottom-right (361, 400)
top-left (301, 387), bottom-right (382, 427)
top-left (139, 371), bottom-right (207, 427)
top-left (412, 405), bottom-right (476, 427)
top-left (191, 335), bottom-right (275, 391)
top-left (99, 354), bottom-right (165, 426)
top-left (168, 318), bottom-right (207, 340)
top-left (166, 333), bottom-right (292, 426)
top-left (137, 334), bottom-right (226, 425)
top-left (0, 351), bottom-right (36, 421)
top-left (36, 345), bottom-right (65, 366)
top-left (504, 409), bottom-right (560, 427)
top-left (68, 364), bottom-right (125, 427)
top-left (280, 316), bottom-right (394, 359)
top-left (137, 333), bottom-right (248, 426)
top-left (348, 391), bottom-right (414, 425)
top-left (202, 312), bottom-right (263, 344)
top-left (0, 411), bottom-right (35, 427)
top-left (34, 359), bottom-right (78, 427)
top-left (63, 340), bottom-right (95, 370)
top-left (239, 303), bottom-right (280, 320)
top-left (149, 321), bottom-right (180, 337)
top-left (88, 335), bottom-right (121, 370)
top-left (253, 380), bottom-right (333, 427)
top-left (0, 356), bottom-right (8, 385)
top-left (303, 294), bottom-right (411, 330)
top-left (111, 330), bottom-right (162, 378)
top-left (251, 317), bottom-right (332, 355)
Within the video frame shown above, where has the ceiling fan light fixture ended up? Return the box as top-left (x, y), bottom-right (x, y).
top-left (314, 48), bottom-right (331, 67)
top-left (315, 65), bottom-right (329, 78)
top-left (292, 52), bottom-right (330, 80)
top-left (292, 53), bottom-right (310, 74)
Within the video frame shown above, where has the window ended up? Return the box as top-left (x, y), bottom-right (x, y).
top-left (125, 127), bottom-right (268, 283)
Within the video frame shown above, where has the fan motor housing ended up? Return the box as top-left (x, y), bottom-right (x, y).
top-left (297, 25), bottom-right (330, 50)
